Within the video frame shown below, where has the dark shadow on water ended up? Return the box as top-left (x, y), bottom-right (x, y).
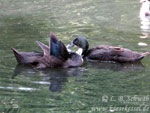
top-left (12, 64), bottom-right (87, 92)
top-left (12, 61), bottom-right (145, 92)
top-left (85, 61), bottom-right (145, 72)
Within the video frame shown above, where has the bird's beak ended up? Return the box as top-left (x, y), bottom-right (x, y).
top-left (66, 41), bottom-right (74, 49)
top-left (66, 41), bottom-right (74, 52)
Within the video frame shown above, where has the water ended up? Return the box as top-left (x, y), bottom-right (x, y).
top-left (0, 0), bottom-right (150, 112)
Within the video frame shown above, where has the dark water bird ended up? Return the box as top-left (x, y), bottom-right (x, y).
top-left (12, 49), bottom-right (43, 65)
top-left (67, 36), bottom-right (150, 63)
top-left (12, 33), bottom-right (83, 68)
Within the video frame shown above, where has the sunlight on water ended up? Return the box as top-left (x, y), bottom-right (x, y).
top-left (0, 86), bottom-right (38, 91)
top-left (138, 42), bottom-right (148, 46)
top-left (32, 81), bottom-right (50, 85)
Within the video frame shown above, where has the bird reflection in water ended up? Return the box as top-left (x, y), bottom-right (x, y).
top-left (84, 61), bottom-right (145, 72)
top-left (139, 0), bottom-right (150, 41)
top-left (12, 65), bottom-right (87, 92)
top-left (12, 61), bottom-right (145, 92)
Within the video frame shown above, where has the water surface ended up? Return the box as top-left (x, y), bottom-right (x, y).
top-left (0, 0), bottom-right (150, 113)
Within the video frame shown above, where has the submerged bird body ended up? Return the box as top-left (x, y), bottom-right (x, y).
top-left (67, 36), bottom-right (149, 63)
top-left (12, 33), bottom-right (83, 68)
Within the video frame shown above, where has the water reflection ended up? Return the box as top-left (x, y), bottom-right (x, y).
top-left (12, 64), bottom-right (87, 92)
top-left (139, 0), bottom-right (150, 30)
top-left (139, 0), bottom-right (150, 47)
top-left (12, 61), bottom-right (145, 92)
top-left (86, 61), bottom-right (145, 72)
top-left (0, 86), bottom-right (37, 91)
top-left (140, 32), bottom-right (150, 39)
top-left (138, 42), bottom-right (148, 46)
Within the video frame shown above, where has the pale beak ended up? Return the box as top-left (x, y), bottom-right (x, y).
top-left (66, 41), bottom-right (74, 49)
top-left (66, 41), bottom-right (74, 52)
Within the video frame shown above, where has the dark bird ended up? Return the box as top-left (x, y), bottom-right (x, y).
top-left (12, 33), bottom-right (83, 68)
top-left (67, 36), bottom-right (150, 63)
top-left (12, 48), bottom-right (43, 65)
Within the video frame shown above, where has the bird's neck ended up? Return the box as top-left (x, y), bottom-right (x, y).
top-left (76, 47), bottom-right (88, 58)
top-left (76, 48), bottom-right (83, 56)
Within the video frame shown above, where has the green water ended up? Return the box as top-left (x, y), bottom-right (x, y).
top-left (0, 0), bottom-right (150, 113)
